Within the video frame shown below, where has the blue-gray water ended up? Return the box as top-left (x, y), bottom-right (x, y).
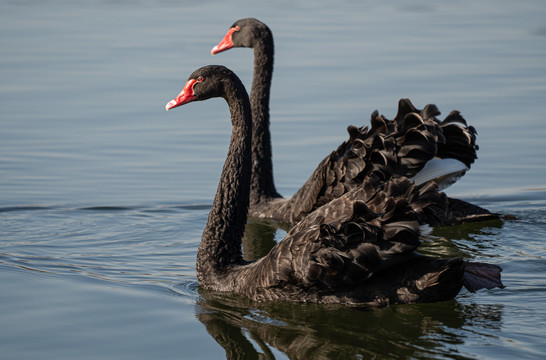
top-left (1, 1), bottom-right (546, 359)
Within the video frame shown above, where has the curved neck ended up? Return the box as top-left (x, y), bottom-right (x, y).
top-left (197, 82), bottom-right (252, 286)
top-left (250, 35), bottom-right (281, 204)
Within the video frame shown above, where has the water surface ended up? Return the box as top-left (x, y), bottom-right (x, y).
top-left (1, 0), bottom-right (546, 359)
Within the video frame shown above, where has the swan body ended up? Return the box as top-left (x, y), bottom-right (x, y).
top-left (165, 65), bottom-right (503, 305)
top-left (211, 18), bottom-right (497, 225)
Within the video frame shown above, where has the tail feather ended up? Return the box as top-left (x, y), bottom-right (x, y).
top-left (463, 262), bottom-right (504, 292)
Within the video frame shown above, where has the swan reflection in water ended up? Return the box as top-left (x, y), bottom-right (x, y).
top-left (195, 289), bottom-right (503, 359)
top-left (196, 218), bottom-right (504, 359)
top-left (241, 218), bottom-right (288, 261)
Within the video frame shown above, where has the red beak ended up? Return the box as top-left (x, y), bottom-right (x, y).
top-left (211, 26), bottom-right (238, 55)
top-left (165, 79), bottom-right (198, 111)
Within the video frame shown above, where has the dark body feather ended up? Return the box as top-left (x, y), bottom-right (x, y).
top-left (212, 18), bottom-right (497, 226)
top-left (166, 65), bottom-right (503, 306)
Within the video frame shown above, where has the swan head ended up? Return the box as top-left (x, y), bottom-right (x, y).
top-left (211, 18), bottom-right (272, 55)
top-left (165, 65), bottom-right (244, 111)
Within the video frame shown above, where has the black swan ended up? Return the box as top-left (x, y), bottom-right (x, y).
top-left (211, 18), bottom-right (497, 225)
top-left (165, 65), bottom-right (503, 305)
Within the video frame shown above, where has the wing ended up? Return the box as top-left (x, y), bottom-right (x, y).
top-left (251, 177), bottom-right (445, 298)
top-left (278, 98), bottom-right (474, 223)
top-left (436, 110), bottom-right (478, 168)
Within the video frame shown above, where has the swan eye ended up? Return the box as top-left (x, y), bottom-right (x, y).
top-left (190, 77), bottom-right (205, 93)
top-left (234, 26), bottom-right (240, 31)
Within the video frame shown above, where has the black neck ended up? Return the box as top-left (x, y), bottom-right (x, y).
top-left (249, 34), bottom-right (281, 204)
top-left (197, 80), bottom-right (252, 285)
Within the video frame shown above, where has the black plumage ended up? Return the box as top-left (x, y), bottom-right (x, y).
top-left (165, 65), bottom-right (503, 306)
top-left (212, 18), bottom-right (496, 225)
